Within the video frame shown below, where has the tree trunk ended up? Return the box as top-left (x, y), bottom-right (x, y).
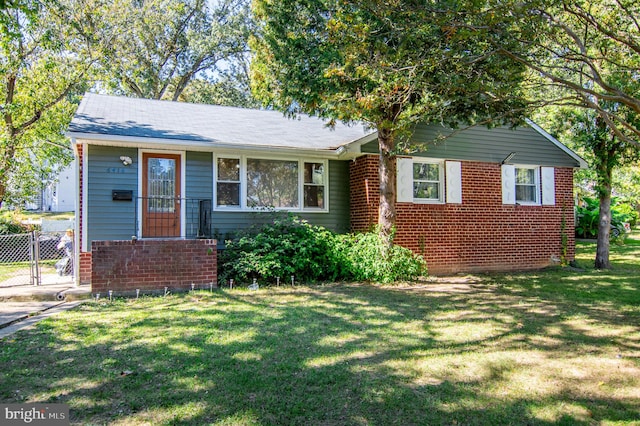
top-left (0, 181), bottom-right (5, 209)
top-left (594, 167), bottom-right (612, 269)
top-left (377, 126), bottom-right (396, 247)
top-left (592, 125), bottom-right (617, 269)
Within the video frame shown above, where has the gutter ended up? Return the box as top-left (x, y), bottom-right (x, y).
top-left (66, 130), bottom-right (377, 160)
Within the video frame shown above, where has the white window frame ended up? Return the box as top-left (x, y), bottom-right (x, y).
top-left (514, 165), bottom-right (541, 205)
top-left (213, 154), bottom-right (329, 212)
top-left (412, 159), bottom-right (445, 204)
top-left (214, 155), bottom-right (242, 208)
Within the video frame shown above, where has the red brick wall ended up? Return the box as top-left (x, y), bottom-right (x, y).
top-left (350, 155), bottom-right (576, 275)
top-left (350, 155), bottom-right (380, 232)
top-left (79, 252), bottom-right (92, 286)
top-left (91, 239), bottom-right (217, 295)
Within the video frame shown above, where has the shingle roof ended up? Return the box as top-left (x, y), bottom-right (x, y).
top-left (68, 93), bottom-right (374, 151)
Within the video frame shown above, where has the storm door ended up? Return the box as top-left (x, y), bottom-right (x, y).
top-left (142, 153), bottom-right (181, 237)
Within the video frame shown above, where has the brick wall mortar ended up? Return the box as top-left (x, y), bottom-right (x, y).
top-left (350, 156), bottom-right (577, 274)
top-left (91, 239), bottom-right (217, 295)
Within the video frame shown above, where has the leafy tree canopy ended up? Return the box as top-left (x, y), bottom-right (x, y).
top-left (252, 0), bottom-right (529, 137)
top-left (251, 0), bottom-right (532, 240)
top-left (501, 0), bottom-right (640, 147)
top-left (0, 0), bottom-right (93, 207)
top-left (70, 0), bottom-right (253, 101)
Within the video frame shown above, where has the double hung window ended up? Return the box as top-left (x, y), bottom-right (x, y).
top-left (515, 167), bottom-right (539, 204)
top-left (502, 164), bottom-right (555, 205)
top-left (413, 161), bottom-right (442, 201)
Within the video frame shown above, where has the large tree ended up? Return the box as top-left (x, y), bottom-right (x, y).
top-left (500, 0), bottom-right (640, 268)
top-left (251, 0), bottom-right (530, 244)
top-left (0, 0), bottom-right (94, 207)
top-left (76, 0), bottom-right (253, 101)
top-left (499, 0), bottom-right (640, 147)
top-left (536, 105), bottom-right (638, 269)
top-left (178, 53), bottom-right (259, 108)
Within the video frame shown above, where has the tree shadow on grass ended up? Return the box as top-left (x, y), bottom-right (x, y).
top-left (0, 282), bottom-right (638, 425)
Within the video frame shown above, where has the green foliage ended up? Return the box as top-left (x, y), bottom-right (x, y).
top-left (219, 214), bottom-right (426, 284)
top-left (613, 202), bottom-right (639, 228)
top-left (575, 197), bottom-right (638, 239)
top-left (0, 210), bottom-right (34, 234)
top-left (336, 231), bottom-right (426, 283)
top-left (0, 0), bottom-right (91, 207)
top-left (219, 214), bottom-right (340, 283)
top-left (513, 0), bottom-right (640, 148)
top-left (83, 0), bottom-right (253, 101)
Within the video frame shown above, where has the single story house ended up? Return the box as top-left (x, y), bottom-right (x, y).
top-left (67, 93), bottom-right (586, 292)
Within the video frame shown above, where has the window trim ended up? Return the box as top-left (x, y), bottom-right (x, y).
top-left (514, 165), bottom-right (541, 205)
top-left (412, 158), bottom-right (445, 204)
top-left (213, 154), bottom-right (329, 212)
top-left (215, 156), bottom-right (242, 208)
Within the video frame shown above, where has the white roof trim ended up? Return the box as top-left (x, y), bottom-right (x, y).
top-left (525, 119), bottom-right (588, 168)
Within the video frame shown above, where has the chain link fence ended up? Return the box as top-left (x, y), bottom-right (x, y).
top-left (0, 229), bottom-right (75, 287)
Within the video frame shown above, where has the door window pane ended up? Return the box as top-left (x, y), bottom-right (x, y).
top-left (148, 158), bottom-right (176, 212)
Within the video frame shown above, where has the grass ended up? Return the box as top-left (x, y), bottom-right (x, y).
top-left (1, 238), bottom-right (639, 425)
top-left (0, 209), bottom-right (75, 222)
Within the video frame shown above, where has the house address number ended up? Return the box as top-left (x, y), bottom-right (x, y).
top-left (107, 167), bottom-right (126, 174)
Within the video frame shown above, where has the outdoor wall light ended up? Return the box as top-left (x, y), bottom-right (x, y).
top-left (120, 155), bottom-right (133, 166)
top-left (502, 152), bottom-right (517, 164)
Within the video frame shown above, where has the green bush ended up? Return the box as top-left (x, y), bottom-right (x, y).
top-left (0, 211), bottom-right (33, 235)
top-left (615, 202), bottom-right (639, 227)
top-left (336, 231), bottom-right (427, 283)
top-left (219, 214), bottom-right (427, 284)
top-left (576, 197), bottom-right (638, 238)
top-left (219, 214), bottom-right (341, 283)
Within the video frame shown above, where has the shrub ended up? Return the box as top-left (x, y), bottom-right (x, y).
top-left (614, 202), bottom-right (639, 227)
top-left (576, 197), bottom-right (638, 238)
top-left (337, 231), bottom-right (427, 283)
top-left (219, 214), bottom-right (427, 284)
top-left (0, 211), bottom-right (34, 235)
top-left (219, 214), bottom-right (341, 283)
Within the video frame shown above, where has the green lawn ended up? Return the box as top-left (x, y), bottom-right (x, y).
top-left (1, 238), bottom-right (639, 425)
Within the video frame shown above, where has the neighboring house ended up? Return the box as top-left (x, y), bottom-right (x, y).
top-left (67, 93), bottom-right (586, 291)
top-left (23, 161), bottom-right (76, 212)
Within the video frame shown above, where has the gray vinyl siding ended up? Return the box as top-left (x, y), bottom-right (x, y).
top-left (86, 147), bottom-right (349, 246)
top-left (185, 151), bottom-right (213, 199)
top-left (211, 160), bottom-right (350, 243)
top-left (185, 151), bottom-right (213, 238)
top-left (301, 160), bottom-right (350, 233)
top-left (362, 123), bottom-right (581, 167)
top-left (86, 145), bottom-right (138, 245)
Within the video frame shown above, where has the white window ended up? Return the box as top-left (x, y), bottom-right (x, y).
top-left (216, 157), bottom-right (240, 206)
top-left (396, 158), bottom-right (461, 204)
top-left (413, 161), bottom-right (443, 202)
top-left (303, 162), bottom-right (325, 209)
top-left (515, 166), bottom-right (539, 204)
top-left (214, 156), bottom-right (328, 211)
top-left (247, 158), bottom-right (299, 208)
top-left (502, 165), bottom-right (554, 205)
